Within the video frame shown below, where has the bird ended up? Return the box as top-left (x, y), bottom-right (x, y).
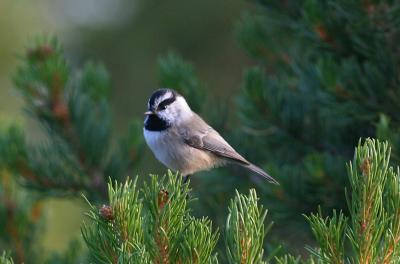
top-left (143, 88), bottom-right (278, 184)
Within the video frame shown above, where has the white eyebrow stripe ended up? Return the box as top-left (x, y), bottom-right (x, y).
top-left (155, 91), bottom-right (173, 106)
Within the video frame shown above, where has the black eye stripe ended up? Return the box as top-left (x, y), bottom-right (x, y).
top-left (149, 89), bottom-right (169, 109)
top-left (147, 89), bottom-right (180, 111)
top-left (158, 97), bottom-right (176, 110)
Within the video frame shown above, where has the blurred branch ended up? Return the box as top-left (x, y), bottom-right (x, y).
top-left (1, 36), bottom-right (144, 200)
top-left (158, 51), bottom-right (205, 113)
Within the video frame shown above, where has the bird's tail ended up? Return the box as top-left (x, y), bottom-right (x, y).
top-left (243, 163), bottom-right (279, 185)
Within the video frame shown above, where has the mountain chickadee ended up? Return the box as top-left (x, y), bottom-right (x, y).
top-left (143, 88), bottom-right (278, 184)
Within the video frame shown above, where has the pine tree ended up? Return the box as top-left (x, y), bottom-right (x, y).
top-left (0, 37), bottom-right (144, 263)
top-left (7, 37), bottom-right (144, 201)
top-left (233, 0), bottom-right (400, 233)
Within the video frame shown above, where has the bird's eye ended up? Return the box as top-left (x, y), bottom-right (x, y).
top-left (158, 97), bottom-right (175, 111)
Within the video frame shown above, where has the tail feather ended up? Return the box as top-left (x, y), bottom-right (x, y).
top-left (244, 163), bottom-right (279, 185)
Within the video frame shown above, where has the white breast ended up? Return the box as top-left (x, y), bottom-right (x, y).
top-left (143, 129), bottom-right (171, 166)
top-left (143, 128), bottom-right (220, 176)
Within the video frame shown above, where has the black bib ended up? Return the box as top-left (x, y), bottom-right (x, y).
top-left (144, 115), bottom-right (170, 131)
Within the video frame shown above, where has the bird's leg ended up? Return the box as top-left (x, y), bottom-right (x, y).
top-left (183, 174), bottom-right (191, 184)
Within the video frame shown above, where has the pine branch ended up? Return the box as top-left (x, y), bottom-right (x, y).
top-left (298, 138), bottom-right (400, 264)
top-left (52, 136), bottom-right (400, 263)
top-left (82, 178), bottom-right (145, 263)
top-left (2, 36), bottom-right (144, 200)
top-left (347, 139), bottom-right (391, 263)
top-left (304, 209), bottom-right (346, 264)
top-left (225, 189), bottom-right (271, 264)
top-left (0, 166), bottom-right (43, 263)
top-left (275, 254), bottom-right (316, 264)
top-left (381, 165), bottom-right (400, 263)
top-left (234, 0), bottom-right (400, 233)
top-left (82, 171), bottom-right (219, 264)
top-left (0, 252), bottom-right (14, 264)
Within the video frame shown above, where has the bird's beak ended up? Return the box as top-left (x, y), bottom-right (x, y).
top-left (144, 111), bottom-right (155, 115)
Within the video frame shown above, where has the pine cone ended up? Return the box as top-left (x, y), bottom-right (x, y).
top-left (99, 205), bottom-right (114, 221)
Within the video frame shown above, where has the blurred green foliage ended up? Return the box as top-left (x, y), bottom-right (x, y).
top-left (158, 52), bottom-right (205, 113)
top-left (234, 0), bottom-right (400, 230)
top-left (0, 37), bottom-right (144, 262)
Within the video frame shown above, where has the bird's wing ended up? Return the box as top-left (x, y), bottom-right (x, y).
top-left (180, 114), bottom-right (249, 165)
top-left (180, 114), bottom-right (279, 184)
